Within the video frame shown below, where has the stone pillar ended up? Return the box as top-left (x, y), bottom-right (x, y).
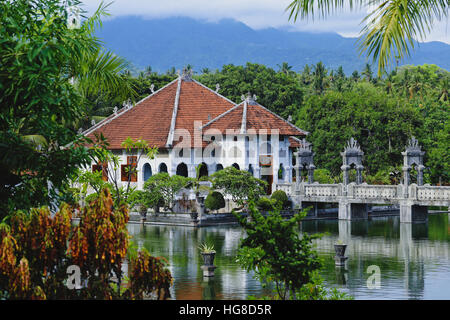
top-left (188, 164), bottom-right (196, 178)
top-left (400, 201), bottom-right (428, 223)
top-left (339, 201), bottom-right (368, 220)
top-left (402, 165), bottom-right (410, 197)
top-left (294, 164), bottom-right (300, 186)
top-left (417, 165), bottom-right (425, 186)
top-left (341, 165), bottom-right (349, 186)
top-left (308, 164), bottom-right (315, 184)
top-left (356, 165), bottom-right (364, 185)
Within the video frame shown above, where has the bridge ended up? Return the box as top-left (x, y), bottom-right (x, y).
top-left (275, 137), bottom-right (450, 223)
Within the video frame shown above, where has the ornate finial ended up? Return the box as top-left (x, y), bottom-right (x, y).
top-left (113, 106), bottom-right (118, 115)
top-left (244, 92), bottom-right (257, 105)
top-left (91, 119), bottom-right (96, 126)
top-left (287, 115), bottom-right (292, 122)
top-left (406, 136), bottom-right (421, 152)
top-left (344, 137), bottom-right (362, 152)
top-left (241, 94), bottom-right (245, 101)
top-left (181, 67), bottom-right (193, 81)
top-left (150, 84), bottom-right (155, 93)
top-left (253, 94), bottom-right (257, 101)
top-left (299, 138), bottom-right (312, 151)
top-left (215, 83), bottom-right (220, 93)
top-left (77, 128), bottom-right (83, 134)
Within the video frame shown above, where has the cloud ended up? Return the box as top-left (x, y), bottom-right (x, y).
top-left (81, 0), bottom-right (449, 43)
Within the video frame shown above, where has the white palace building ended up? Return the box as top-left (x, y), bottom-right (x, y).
top-left (82, 70), bottom-right (308, 195)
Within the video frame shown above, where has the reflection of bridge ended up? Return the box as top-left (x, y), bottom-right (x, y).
top-left (311, 221), bottom-right (450, 261)
top-left (275, 137), bottom-right (449, 223)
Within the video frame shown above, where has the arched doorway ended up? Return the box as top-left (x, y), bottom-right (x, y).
top-left (176, 163), bottom-right (188, 177)
top-left (248, 164), bottom-right (254, 176)
top-left (159, 163), bottom-right (168, 173)
top-left (199, 162), bottom-right (208, 178)
top-left (216, 164), bottom-right (224, 172)
top-left (232, 163), bottom-right (240, 170)
top-left (143, 163), bottom-right (152, 181)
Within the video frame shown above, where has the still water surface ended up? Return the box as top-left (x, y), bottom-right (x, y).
top-left (128, 213), bottom-right (450, 300)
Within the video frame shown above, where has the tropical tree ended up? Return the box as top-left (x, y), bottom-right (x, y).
top-left (286, 0), bottom-right (449, 76)
top-left (0, 0), bottom-right (134, 218)
top-left (210, 166), bottom-right (267, 208)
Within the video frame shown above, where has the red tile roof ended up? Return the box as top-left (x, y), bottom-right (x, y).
top-left (202, 101), bottom-right (307, 137)
top-left (83, 77), bottom-right (307, 150)
top-left (84, 78), bottom-right (235, 149)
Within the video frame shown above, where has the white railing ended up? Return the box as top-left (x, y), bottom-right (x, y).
top-left (304, 184), bottom-right (339, 197)
top-left (352, 185), bottom-right (398, 199)
top-left (417, 186), bottom-right (450, 201)
top-left (274, 183), bottom-right (293, 196)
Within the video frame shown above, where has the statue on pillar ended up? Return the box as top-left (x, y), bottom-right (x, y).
top-left (340, 138), bottom-right (364, 185)
top-left (294, 139), bottom-right (315, 185)
top-left (402, 137), bottom-right (425, 188)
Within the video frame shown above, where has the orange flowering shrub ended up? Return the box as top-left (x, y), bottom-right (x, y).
top-left (127, 250), bottom-right (173, 300)
top-left (0, 187), bottom-right (173, 300)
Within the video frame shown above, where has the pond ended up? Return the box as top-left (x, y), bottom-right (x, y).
top-left (127, 213), bottom-right (450, 300)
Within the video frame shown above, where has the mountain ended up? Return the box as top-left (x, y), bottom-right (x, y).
top-left (96, 16), bottom-right (450, 74)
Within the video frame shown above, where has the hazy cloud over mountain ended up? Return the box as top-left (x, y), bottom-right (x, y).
top-left (82, 0), bottom-right (448, 43)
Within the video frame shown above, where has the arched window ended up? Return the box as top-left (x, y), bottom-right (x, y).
top-left (199, 162), bottom-right (208, 178)
top-left (176, 163), bottom-right (188, 177)
top-left (143, 163), bottom-right (152, 181)
top-left (159, 163), bottom-right (168, 173)
top-left (248, 164), bottom-right (254, 176)
top-left (216, 164), bottom-right (224, 172)
top-left (232, 163), bottom-right (240, 170)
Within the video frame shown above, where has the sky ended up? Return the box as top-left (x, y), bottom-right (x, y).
top-left (81, 0), bottom-right (449, 44)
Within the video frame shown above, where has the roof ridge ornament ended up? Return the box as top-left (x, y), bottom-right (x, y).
top-left (215, 83), bottom-right (220, 93)
top-left (244, 92), bottom-right (257, 105)
top-left (150, 84), bottom-right (155, 93)
top-left (181, 67), bottom-right (193, 81)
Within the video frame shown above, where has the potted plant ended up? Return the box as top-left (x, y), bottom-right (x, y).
top-left (334, 239), bottom-right (348, 267)
top-left (334, 239), bottom-right (347, 256)
top-left (199, 242), bottom-right (216, 266)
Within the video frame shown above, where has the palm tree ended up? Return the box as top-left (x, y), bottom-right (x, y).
top-left (438, 78), bottom-right (449, 102)
top-left (277, 62), bottom-right (294, 75)
top-left (313, 61), bottom-right (327, 94)
top-left (362, 63), bottom-right (373, 82)
top-left (286, 0), bottom-right (449, 76)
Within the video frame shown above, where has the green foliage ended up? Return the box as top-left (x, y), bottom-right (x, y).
top-left (198, 242), bottom-right (216, 254)
top-left (143, 173), bottom-right (190, 211)
top-left (256, 197), bottom-right (275, 211)
top-left (313, 169), bottom-right (335, 184)
top-left (204, 191), bottom-right (225, 213)
top-left (233, 203), bottom-right (323, 300)
top-left (211, 166), bottom-right (267, 206)
top-left (270, 190), bottom-right (289, 209)
top-left (197, 63), bottom-right (304, 118)
top-left (0, 0), bottom-right (132, 219)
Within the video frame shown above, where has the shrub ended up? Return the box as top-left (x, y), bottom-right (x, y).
top-left (271, 190), bottom-right (289, 209)
top-left (205, 191), bottom-right (225, 213)
top-left (256, 197), bottom-right (274, 211)
top-left (84, 192), bottom-right (99, 205)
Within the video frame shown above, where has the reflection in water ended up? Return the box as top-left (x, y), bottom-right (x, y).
top-left (128, 213), bottom-right (450, 300)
